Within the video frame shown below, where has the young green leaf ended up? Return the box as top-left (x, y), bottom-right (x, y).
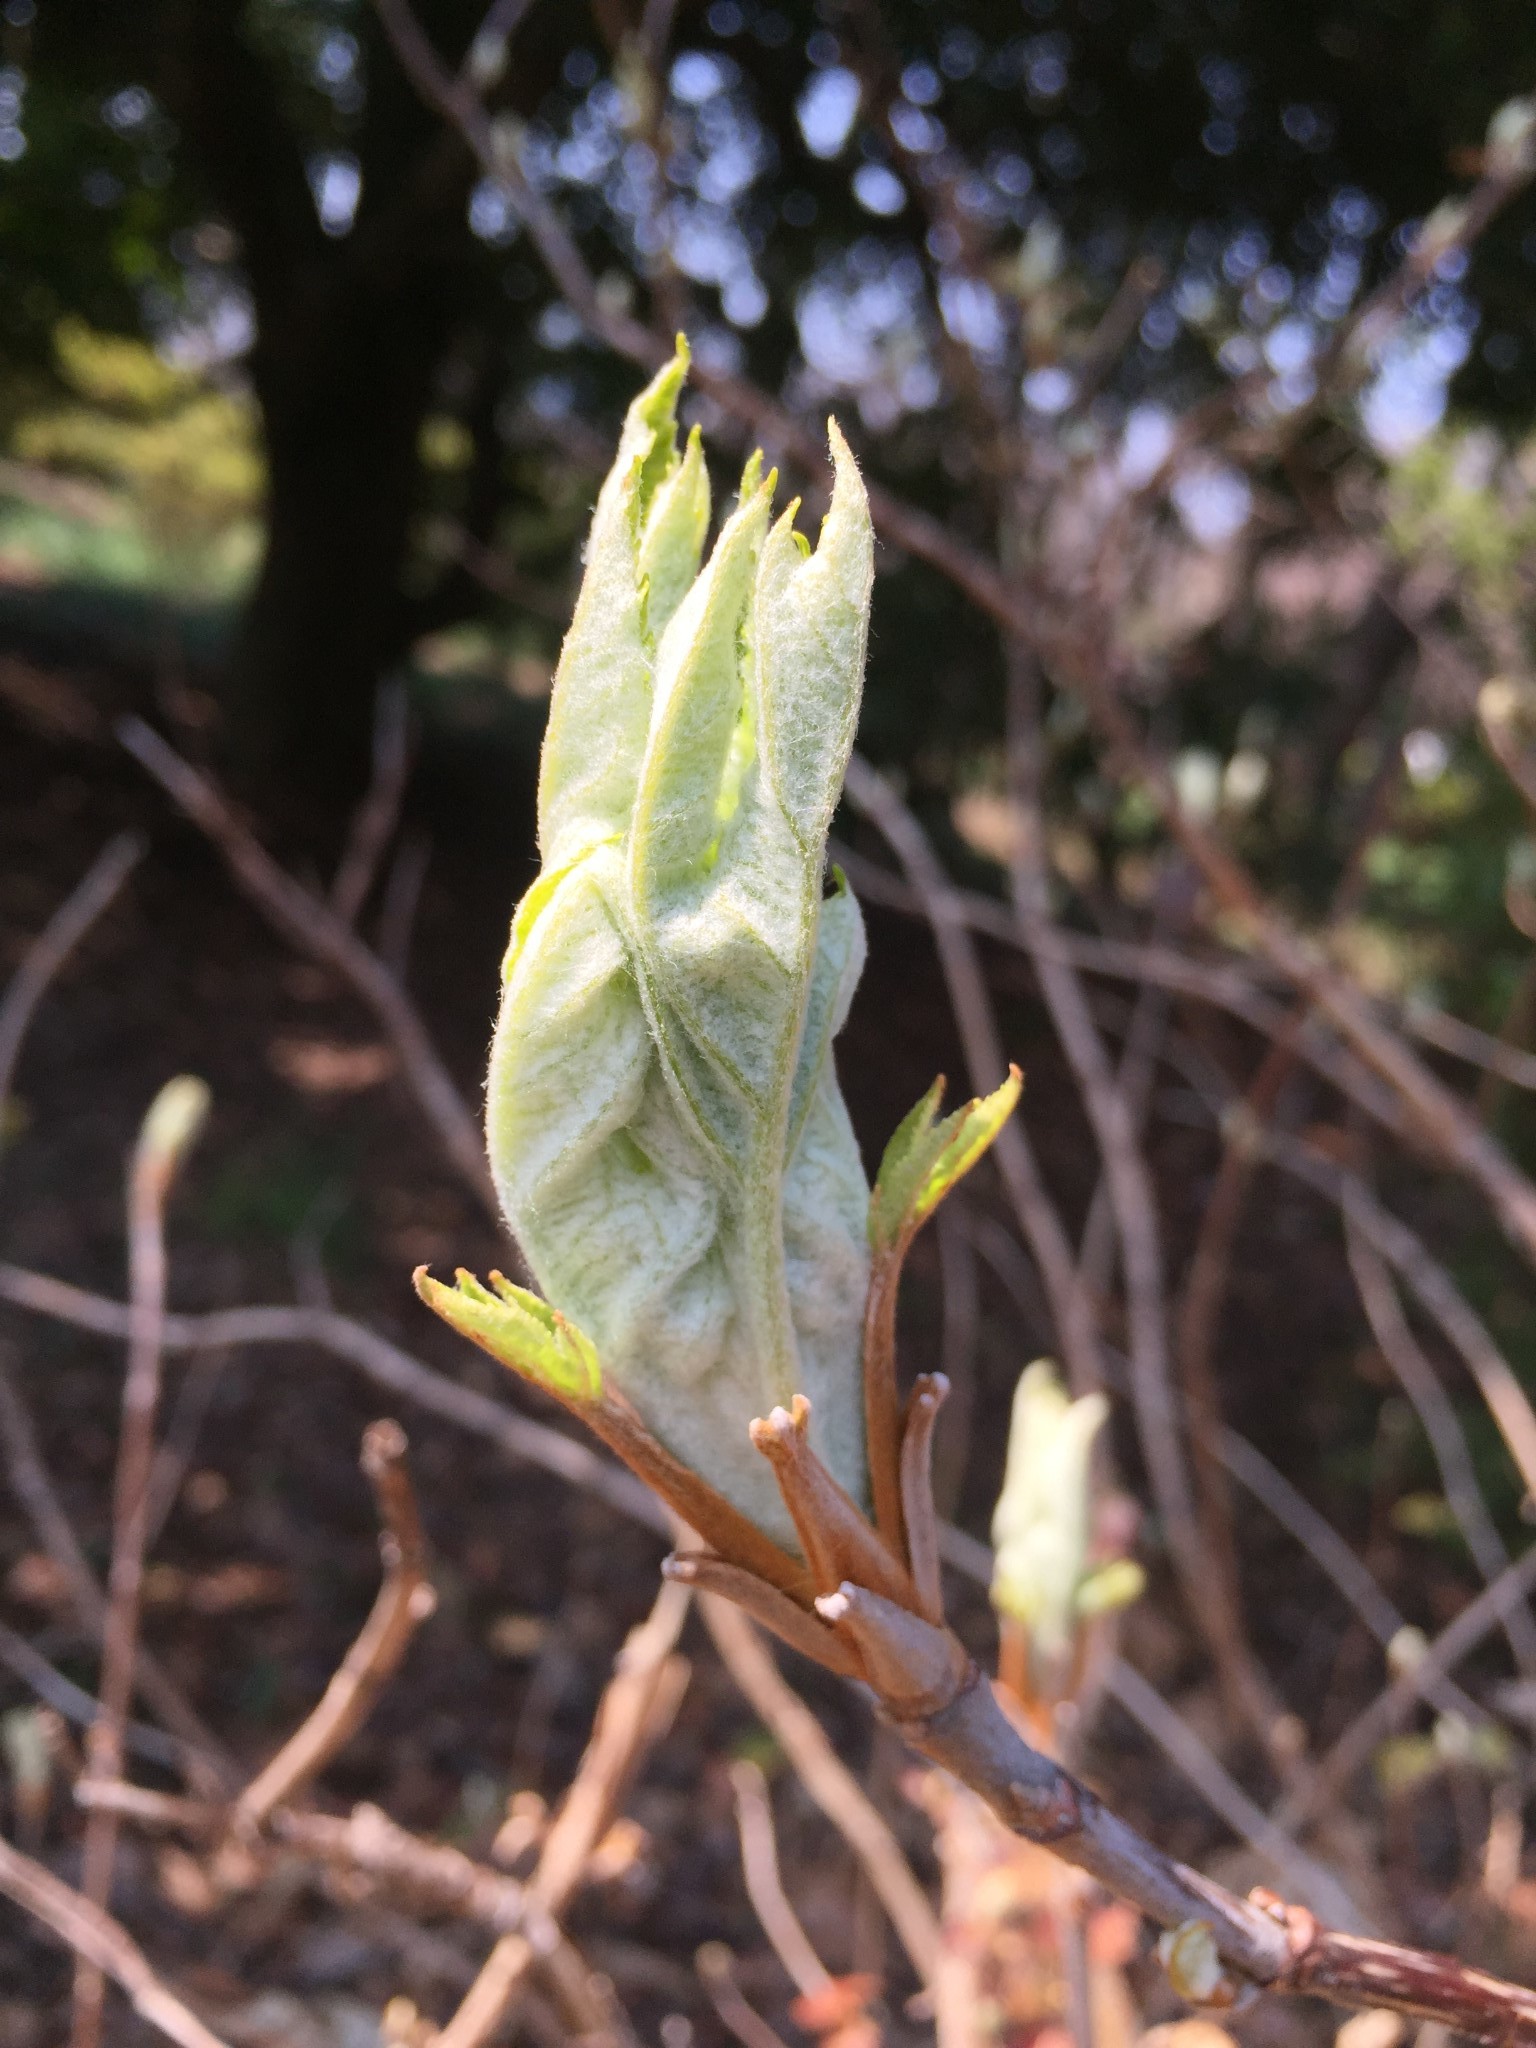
top-left (537, 339), bottom-right (708, 874)
top-left (990, 1360), bottom-right (1112, 1658)
top-left (413, 1266), bottom-right (602, 1404)
top-left (869, 1067), bottom-right (1022, 1253)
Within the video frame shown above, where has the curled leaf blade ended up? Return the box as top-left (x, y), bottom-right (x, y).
top-left (869, 1067), bottom-right (1022, 1251)
top-left (414, 1265), bottom-right (601, 1403)
top-left (537, 339), bottom-right (699, 872)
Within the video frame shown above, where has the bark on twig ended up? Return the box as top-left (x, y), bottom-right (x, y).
top-left (1345, 1202), bottom-right (1536, 1671)
top-left (0, 832), bottom-right (143, 1136)
top-left (730, 1757), bottom-right (835, 2001)
top-left (0, 1259), bottom-right (663, 1534)
top-left (841, 755), bottom-right (1102, 1396)
top-left (896, 1657), bottom-right (1536, 2041)
top-left (74, 1079), bottom-right (208, 2048)
top-left (233, 1419), bottom-right (437, 1830)
top-left (0, 1833), bottom-right (231, 2048)
top-left (0, 1354), bottom-right (232, 1779)
top-left (116, 716), bottom-right (496, 1219)
top-left (433, 1579), bottom-right (692, 2048)
top-left (701, 1594), bottom-right (941, 1986)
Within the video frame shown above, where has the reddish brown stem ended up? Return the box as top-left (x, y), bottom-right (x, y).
top-left (860, 1243), bottom-right (907, 1558)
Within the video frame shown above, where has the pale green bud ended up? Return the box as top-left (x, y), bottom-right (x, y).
top-left (486, 347), bottom-right (875, 1545)
top-left (134, 1075), bottom-right (210, 1191)
top-left (991, 1360), bottom-right (1139, 1661)
top-left (1486, 96), bottom-right (1536, 184)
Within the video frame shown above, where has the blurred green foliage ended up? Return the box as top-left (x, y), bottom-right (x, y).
top-left (5, 318), bottom-right (261, 593)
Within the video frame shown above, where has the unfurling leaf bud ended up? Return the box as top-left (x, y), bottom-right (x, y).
top-left (483, 343), bottom-right (875, 1545)
top-left (991, 1361), bottom-right (1142, 1675)
top-left (134, 1075), bottom-right (210, 1196)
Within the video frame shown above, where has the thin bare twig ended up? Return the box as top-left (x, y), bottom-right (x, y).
top-left (1211, 1429), bottom-right (1483, 1726)
top-left (0, 1618), bottom-right (180, 1768)
top-left (1069, 668), bottom-right (1536, 1287)
top-left (0, 832), bottom-right (144, 1139)
top-left (0, 1832), bottom-right (231, 2048)
top-left (1000, 642), bottom-right (1272, 1756)
top-left (233, 1419), bottom-right (437, 1830)
top-left (842, 754), bottom-right (1101, 1395)
top-left (0, 1260), bottom-right (663, 1535)
top-left (0, 1352), bottom-right (231, 1778)
top-left (116, 716), bottom-right (496, 1219)
top-left (836, 842), bottom-right (1536, 1117)
top-left (730, 1756), bottom-right (833, 2000)
top-left (696, 1942), bottom-right (793, 2048)
top-left (74, 1775), bottom-right (624, 2033)
top-left (1077, 954), bottom-right (1174, 1302)
top-left (330, 679), bottom-right (413, 927)
top-left (1344, 1204), bottom-right (1536, 1672)
top-left (377, 829), bottom-right (433, 984)
top-left (0, 1254), bottom-right (1340, 1862)
top-left (1277, 1541), bottom-right (1536, 1834)
top-left (1263, 1130), bottom-right (1536, 1506)
top-left (434, 1578), bottom-right (692, 2048)
top-left (701, 1594), bottom-right (941, 1986)
top-left (75, 1077), bottom-right (209, 2048)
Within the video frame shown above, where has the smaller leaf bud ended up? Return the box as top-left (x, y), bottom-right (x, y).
top-left (134, 1076), bottom-right (210, 1194)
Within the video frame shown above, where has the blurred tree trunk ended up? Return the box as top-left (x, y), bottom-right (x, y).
top-left (232, 271), bottom-right (455, 794)
top-left (157, 2), bottom-right (482, 800)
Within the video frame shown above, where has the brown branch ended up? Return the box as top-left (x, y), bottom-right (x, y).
top-left (116, 716), bottom-right (496, 1220)
top-left (434, 1578), bottom-right (692, 2048)
top-left (0, 1617), bottom-right (180, 1770)
top-left (73, 1779), bottom-right (623, 2030)
top-left (696, 1942), bottom-right (793, 2048)
top-left (1211, 1430), bottom-right (1483, 1727)
top-left (1344, 1202), bottom-right (1536, 1671)
top-left (1074, 675), bottom-right (1536, 1283)
top-left (1262, 1130), bottom-right (1536, 1505)
top-left (845, 1616), bottom-right (1536, 2041)
top-left (1276, 1540), bottom-right (1536, 1835)
top-left (836, 841), bottom-right (1536, 1110)
top-left (75, 1077), bottom-right (209, 2048)
top-left (939, 1509), bottom-right (1375, 1918)
top-left (0, 1259), bottom-right (664, 1535)
top-left (0, 1251), bottom-right (1374, 1859)
top-left (368, 0), bottom-right (1022, 624)
top-left (729, 1756), bottom-right (834, 2000)
top-left (1101, 1657), bottom-right (1362, 1931)
top-left (0, 1353), bottom-right (233, 1781)
top-left (233, 1419), bottom-right (437, 1831)
top-left (0, 832), bottom-right (144, 1141)
top-left (0, 1832), bottom-right (231, 2048)
top-left (701, 1594), bottom-right (941, 1986)
top-left (842, 755), bottom-right (1102, 1395)
top-left (1000, 641), bottom-right (1270, 1755)
top-left (377, 830), bottom-right (433, 984)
